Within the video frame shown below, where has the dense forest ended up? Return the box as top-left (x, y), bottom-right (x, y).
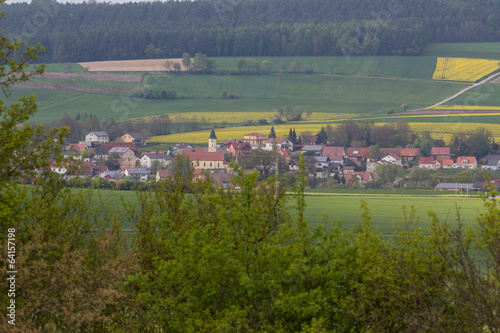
top-left (4, 0), bottom-right (500, 62)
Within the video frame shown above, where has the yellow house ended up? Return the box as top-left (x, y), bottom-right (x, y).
top-left (121, 132), bottom-right (147, 146)
top-left (183, 151), bottom-right (227, 170)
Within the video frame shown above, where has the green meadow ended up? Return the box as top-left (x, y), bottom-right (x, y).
top-left (13, 73), bottom-right (465, 124)
top-left (445, 83), bottom-right (500, 107)
top-left (422, 42), bottom-right (500, 60)
top-left (214, 56), bottom-right (438, 78)
top-left (10, 49), bottom-right (500, 130)
top-left (93, 188), bottom-right (486, 234)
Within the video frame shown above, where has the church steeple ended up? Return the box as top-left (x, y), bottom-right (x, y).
top-left (208, 128), bottom-right (217, 152)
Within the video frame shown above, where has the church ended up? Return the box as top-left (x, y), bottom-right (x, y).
top-left (182, 129), bottom-right (228, 170)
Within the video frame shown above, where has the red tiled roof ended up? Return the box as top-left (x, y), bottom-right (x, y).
top-left (346, 172), bottom-right (372, 182)
top-left (379, 148), bottom-right (402, 157)
top-left (66, 143), bottom-right (87, 151)
top-left (401, 148), bottom-right (420, 157)
top-left (418, 157), bottom-right (435, 165)
top-left (432, 147), bottom-right (450, 155)
top-left (230, 142), bottom-right (251, 150)
top-left (457, 156), bottom-right (476, 164)
top-left (276, 148), bottom-right (290, 157)
top-left (156, 169), bottom-right (171, 179)
top-left (381, 153), bottom-right (401, 160)
top-left (265, 137), bottom-right (288, 144)
top-left (442, 159), bottom-right (454, 166)
top-left (244, 132), bottom-right (266, 138)
top-left (346, 147), bottom-right (370, 157)
top-left (183, 151), bottom-right (225, 162)
top-left (322, 146), bottom-right (344, 157)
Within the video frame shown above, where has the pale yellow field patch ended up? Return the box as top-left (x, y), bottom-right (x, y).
top-left (432, 57), bottom-right (500, 82)
top-left (356, 113), bottom-right (500, 120)
top-left (409, 122), bottom-right (500, 141)
top-left (79, 58), bottom-right (186, 72)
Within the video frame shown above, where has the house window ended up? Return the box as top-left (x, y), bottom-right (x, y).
top-left (210, 162), bottom-right (213, 167)
top-left (204, 162), bottom-right (206, 166)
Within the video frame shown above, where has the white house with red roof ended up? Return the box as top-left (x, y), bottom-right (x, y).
top-left (264, 138), bottom-right (293, 151)
top-left (454, 156), bottom-right (477, 169)
top-left (401, 148), bottom-right (420, 162)
top-left (346, 172), bottom-right (373, 183)
top-left (346, 147), bottom-right (370, 163)
top-left (431, 147), bottom-right (451, 159)
top-left (321, 146), bottom-right (346, 164)
top-left (442, 159), bottom-right (454, 169)
top-left (419, 156), bottom-right (439, 170)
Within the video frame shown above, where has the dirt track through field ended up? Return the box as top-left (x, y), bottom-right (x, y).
top-left (78, 59), bottom-right (186, 72)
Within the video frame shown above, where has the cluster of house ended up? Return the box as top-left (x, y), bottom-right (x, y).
top-left (56, 129), bottom-right (500, 187)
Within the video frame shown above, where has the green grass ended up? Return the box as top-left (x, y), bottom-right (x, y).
top-left (422, 42), bottom-right (500, 60)
top-left (303, 191), bottom-right (486, 234)
top-left (10, 72), bottom-right (465, 123)
top-left (215, 56), bottom-right (438, 79)
top-left (444, 83), bottom-right (500, 107)
top-left (27, 63), bottom-right (86, 72)
top-left (89, 187), bottom-right (486, 234)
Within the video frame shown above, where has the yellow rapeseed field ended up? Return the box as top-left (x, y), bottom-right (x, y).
top-left (152, 124), bottom-right (326, 144)
top-left (432, 57), bottom-right (500, 82)
top-left (409, 122), bottom-right (500, 141)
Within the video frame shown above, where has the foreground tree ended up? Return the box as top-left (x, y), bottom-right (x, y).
top-left (0, 3), bottom-right (135, 330)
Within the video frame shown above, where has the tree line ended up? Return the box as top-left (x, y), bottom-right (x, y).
top-left (4, 0), bottom-right (500, 63)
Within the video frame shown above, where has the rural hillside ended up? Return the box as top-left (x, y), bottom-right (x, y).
top-left (4, 0), bottom-right (500, 332)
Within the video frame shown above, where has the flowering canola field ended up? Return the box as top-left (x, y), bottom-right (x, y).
top-left (152, 124), bottom-right (325, 144)
top-left (432, 57), bottom-right (500, 82)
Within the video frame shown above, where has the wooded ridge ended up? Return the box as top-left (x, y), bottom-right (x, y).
top-left (4, 0), bottom-right (500, 62)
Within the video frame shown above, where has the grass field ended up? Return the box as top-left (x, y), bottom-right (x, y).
top-left (214, 56), bottom-right (438, 78)
top-left (90, 188), bottom-right (487, 234)
top-left (9, 52), bottom-right (500, 141)
top-left (11, 73), bottom-right (466, 124)
top-left (444, 83), bottom-right (500, 107)
top-left (423, 42), bottom-right (500, 60)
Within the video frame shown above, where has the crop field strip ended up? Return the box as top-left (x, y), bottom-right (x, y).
top-left (152, 120), bottom-right (500, 144)
top-left (422, 42), bottom-right (500, 60)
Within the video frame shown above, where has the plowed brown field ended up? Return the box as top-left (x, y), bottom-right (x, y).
top-left (78, 59), bottom-right (185, 72)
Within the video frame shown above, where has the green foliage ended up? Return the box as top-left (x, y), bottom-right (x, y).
top-left (269, 125), bottom-right (276, 139)
top-left (373, 164), bottom-right (405, 188)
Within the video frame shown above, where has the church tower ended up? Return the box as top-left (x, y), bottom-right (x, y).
top-left (208, 128), bottom-right (217, 152)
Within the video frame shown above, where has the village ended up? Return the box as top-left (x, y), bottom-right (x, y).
top-left (53, 128), bottom-right (500, 192)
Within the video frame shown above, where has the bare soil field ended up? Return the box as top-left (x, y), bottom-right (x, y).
top-left (78, 59), bottom-right (185, 72)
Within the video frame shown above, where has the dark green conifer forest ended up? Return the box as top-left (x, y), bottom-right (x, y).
top-left (3, 0), bottom-right (500, 62)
